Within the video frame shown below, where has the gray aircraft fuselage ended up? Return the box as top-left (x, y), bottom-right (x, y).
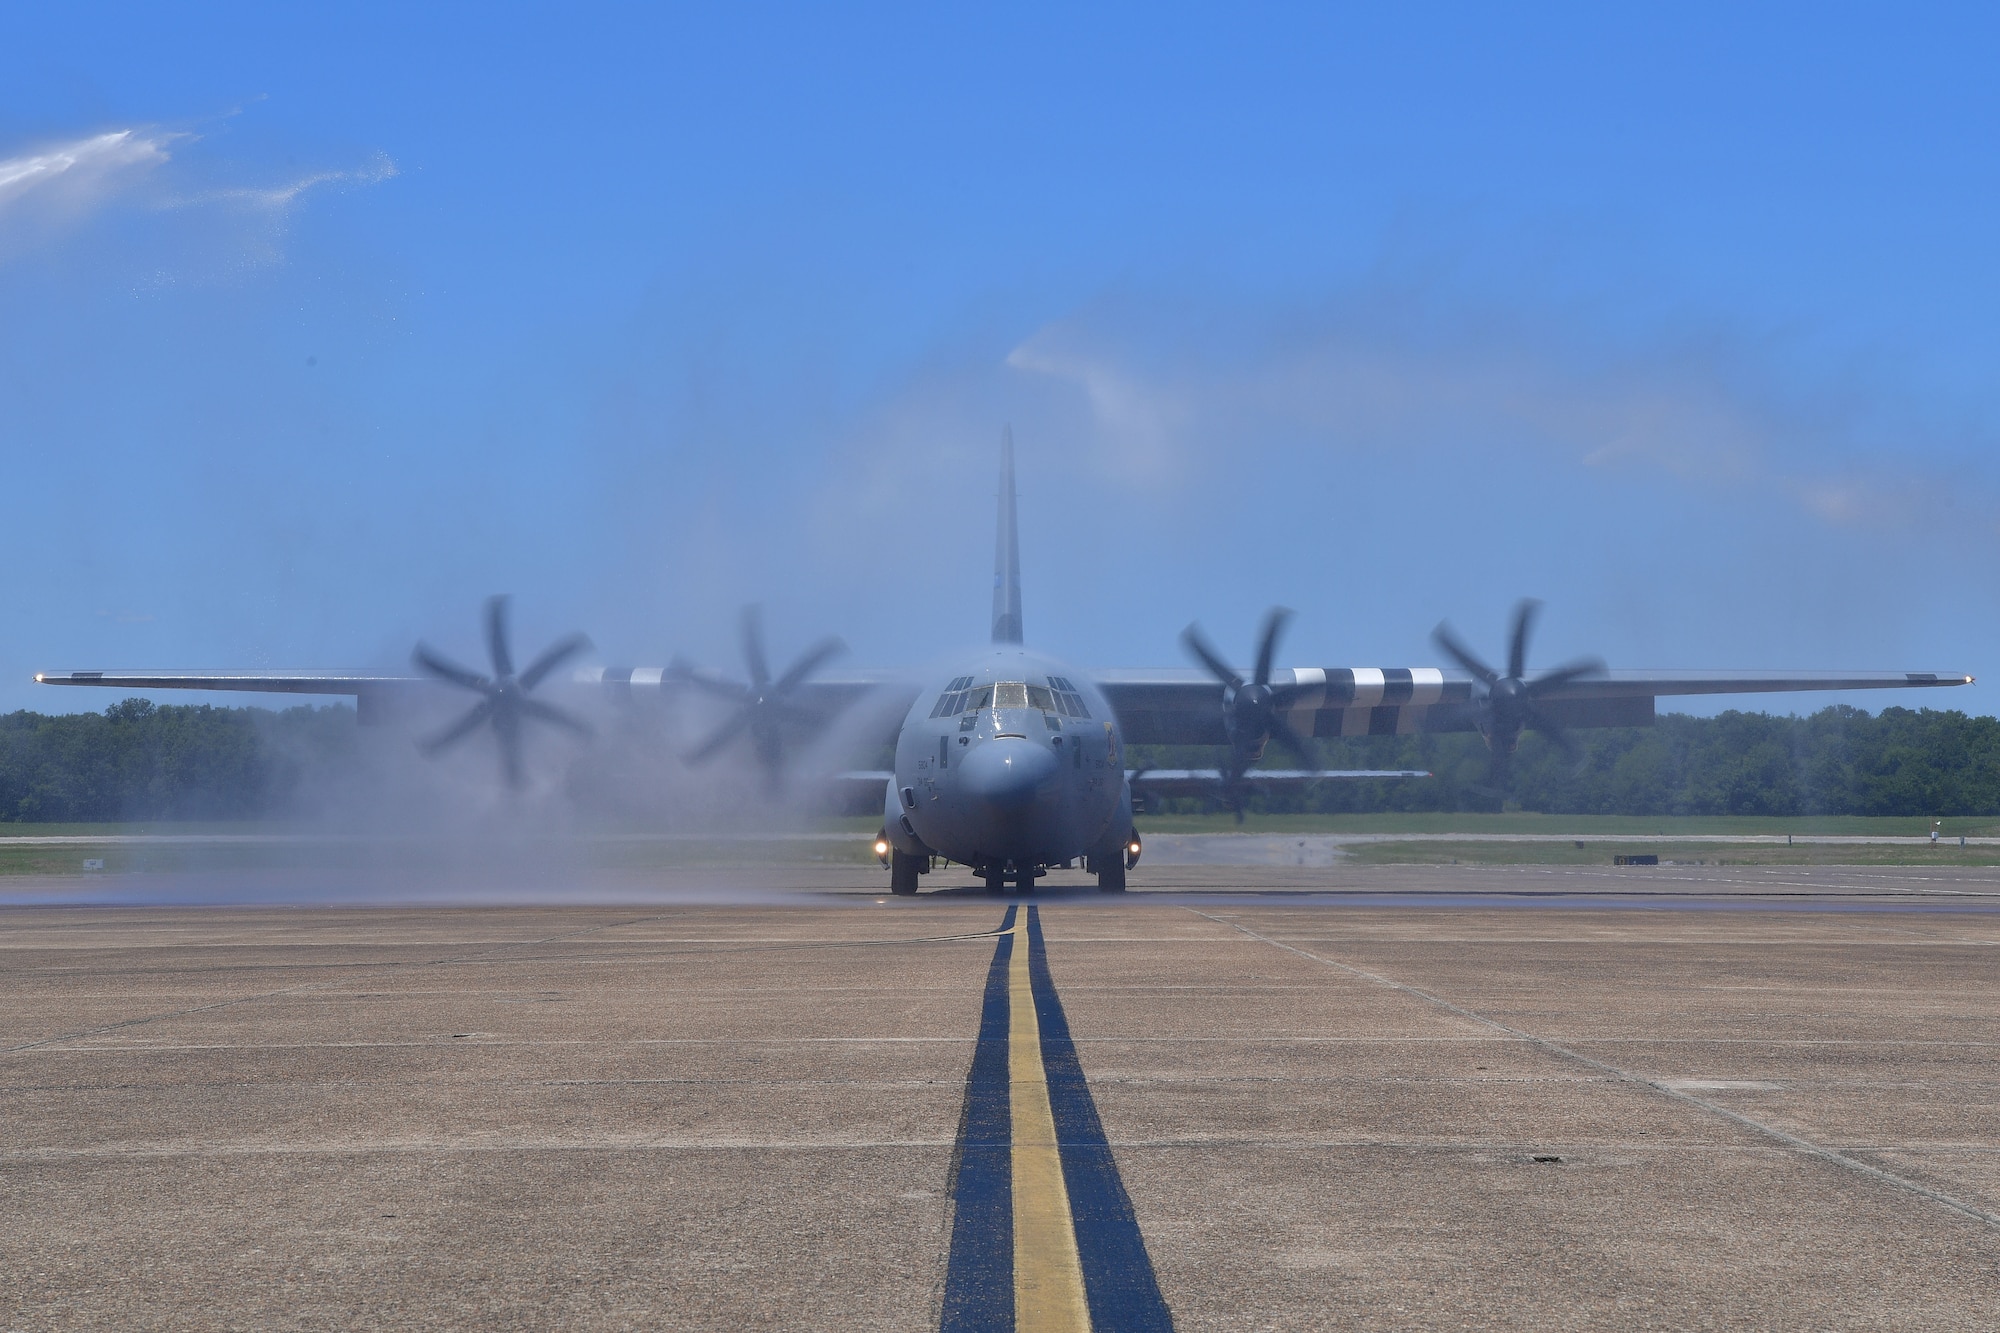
top-left (882, 644), bottom-right (1131, 878)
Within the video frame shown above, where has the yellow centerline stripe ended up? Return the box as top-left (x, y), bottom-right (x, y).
top-left (1009, 910), bottom-right (1091, 1331)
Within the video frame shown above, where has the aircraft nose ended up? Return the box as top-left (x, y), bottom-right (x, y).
top-left (959, 736), bottom-right (1059, 809)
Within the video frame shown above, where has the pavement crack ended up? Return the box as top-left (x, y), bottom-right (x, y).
top-left (0, 911), bottom-right (678, 1057)
top-left (1185, 906), bottom-right (2000, 1233)
top-left (3, 916), bottom-right (1011, 1058)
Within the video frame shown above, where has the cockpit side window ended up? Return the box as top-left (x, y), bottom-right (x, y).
top-left (1046, 676), bottom-right (1090, 718)
top-left (929, 675), bottom-right (976, 718)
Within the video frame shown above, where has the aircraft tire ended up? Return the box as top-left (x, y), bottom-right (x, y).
top-left (889, 849), bottom-right (922, 895)
top-left (983, 869), bottom-right (1007, 895)
top-left (1096, 859), bottom-right (1127, 893)
top-left (1012, 867), bottom-right (1037, 895)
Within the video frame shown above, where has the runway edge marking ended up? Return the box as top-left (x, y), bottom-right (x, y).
top-left (1188, 907), bottom-right (2000, 1233)
top-left (941, 906), bottom-right (1175, 1332)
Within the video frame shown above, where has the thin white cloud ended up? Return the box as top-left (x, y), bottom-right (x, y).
top-left (1003, 294), bottom-right (1992, 536)
top-left (0, 125), bottom-right (395, 268)
top-left (198, 152), bottom-right (399, 213)
top-left (1005, 337), bottom-right (1193, 486)
top-left (0, 129), bottom-right (174, 217)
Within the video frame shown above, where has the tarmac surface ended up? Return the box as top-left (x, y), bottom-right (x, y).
top-left (5, 863), bottom-right (2000, 1329)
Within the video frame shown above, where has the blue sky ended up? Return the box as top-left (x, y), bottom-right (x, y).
top-left (3, 4), bottom-right (1997, 715)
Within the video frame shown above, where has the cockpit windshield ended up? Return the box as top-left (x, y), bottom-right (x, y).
top-left (939, 679), bottom-right (1069, 717)
top-left (984, 680), bottom-right (1064, 712)
top-left (958, 681), bottom-right (1056, 712)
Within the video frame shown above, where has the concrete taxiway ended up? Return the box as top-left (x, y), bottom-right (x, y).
top-left (5, 864), bottom-right (1999, 1329)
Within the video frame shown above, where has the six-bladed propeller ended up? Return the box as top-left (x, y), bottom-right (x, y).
top-left (1181, 607), bottom-right (1319, 821)
top-left (412, 596), bottom-right (594, 789)
top-left (1431, 599), bottom-right (1604, 793)
top-left (673, 605), bottom-right (846, 792)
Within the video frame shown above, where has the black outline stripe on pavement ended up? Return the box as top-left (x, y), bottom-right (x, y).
top-left (940, 904), bottom-right (1017, 1328)
top-left (940, 905), bottom-right (1174, 1331)
top-left (1027, 907), bottom-right (1174, 1331)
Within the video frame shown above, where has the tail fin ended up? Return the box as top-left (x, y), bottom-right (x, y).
top-left (991, 426), bottom-right (1023, 644)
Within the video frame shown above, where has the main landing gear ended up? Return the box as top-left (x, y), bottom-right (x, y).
top-left (1090, 831), bottom-right (1139, 893)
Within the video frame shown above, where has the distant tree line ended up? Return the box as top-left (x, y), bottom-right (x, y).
top-left (4, 698), bottom-right (2000, 821)
top-left (0, 699), bottom-right (357, 822)
top-left (1135, 705), bottom-right (2000, 817)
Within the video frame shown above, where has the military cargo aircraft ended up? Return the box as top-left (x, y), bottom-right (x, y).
top-left (36, 433), bottom-right (1974, 895)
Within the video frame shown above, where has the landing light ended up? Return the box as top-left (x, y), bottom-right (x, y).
top-left (874, 839), bottom-right (891, 858)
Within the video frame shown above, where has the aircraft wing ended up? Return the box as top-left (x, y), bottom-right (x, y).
top-left (34, 669), bottom-right (432, 721)
top-left (1128, 768), bottom-right (1429, 795)
top-left (33, 664), bottom-right (916, 709)
top-left (33, 661), bottom-right (923, 756)
top-left (37, 660), bottom-right (1973, 750)
top-left (576, 666), bottom-right (913, 713)
top-left (1093, 666), bottom-right (1975, 745)
top-left (35, 669), bottom-right (426, 694)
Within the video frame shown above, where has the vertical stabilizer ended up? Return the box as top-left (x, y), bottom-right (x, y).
top-left (991, 427), bottom-right (1023, 643)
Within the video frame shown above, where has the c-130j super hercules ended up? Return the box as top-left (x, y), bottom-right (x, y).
top-left (37, 432), bottom-right (1974, 894)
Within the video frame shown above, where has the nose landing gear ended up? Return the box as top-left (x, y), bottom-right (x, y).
top-left (982, 862), bottom-right (1041, 894)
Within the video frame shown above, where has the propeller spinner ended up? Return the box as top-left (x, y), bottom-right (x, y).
top-left (1181, 607), bottom-right (1318, 821)
top-left (1431, 599), bottom-right (1604, 792)
top-left (412, 596), bottom-right (594, 789)
top-left (675, 606), bottom-right (845, 792)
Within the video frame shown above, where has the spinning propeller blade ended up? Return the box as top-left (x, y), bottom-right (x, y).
top-left (674, 605), bottom-right (846, 792)
top-left (1181, 606), bottom-right (1317, 821)
top-left (1430, 599), bottom-right (1603, 794)
top-left (411, 595), bottom-right (594, 790)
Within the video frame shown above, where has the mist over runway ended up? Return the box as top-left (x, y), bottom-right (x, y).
top-left (8, 854), bottom-right (2000, 909)
top-left (6, 866), bottom-right (1999, 1328)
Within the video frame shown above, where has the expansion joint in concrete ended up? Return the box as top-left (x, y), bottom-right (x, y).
top-left (0, 910), bottom-right (682, 1057)
top-left (1186, 907), bottom-right (2000, 1234)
